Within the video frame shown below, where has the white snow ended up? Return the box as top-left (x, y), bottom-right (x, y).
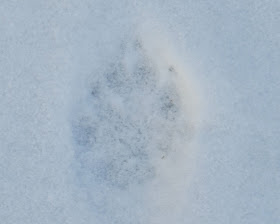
top-left (1, 1), bottom-right (279, 223)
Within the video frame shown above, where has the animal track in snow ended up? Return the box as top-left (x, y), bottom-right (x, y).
top-left (72, 36), bottom-right (199, 190)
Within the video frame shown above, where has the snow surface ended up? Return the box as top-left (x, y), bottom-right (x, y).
top-left (0, 1), bottom-right (279, 223)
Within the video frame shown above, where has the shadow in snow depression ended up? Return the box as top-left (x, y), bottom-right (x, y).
top-left (71, 34), bottom-right (200, 222)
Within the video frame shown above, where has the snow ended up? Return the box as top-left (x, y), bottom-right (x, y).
top-left (0, 1), bottom-right (279, 223)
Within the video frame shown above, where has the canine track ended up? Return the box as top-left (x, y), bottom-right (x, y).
top-left (71, 33), bottom-right (201, 223)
